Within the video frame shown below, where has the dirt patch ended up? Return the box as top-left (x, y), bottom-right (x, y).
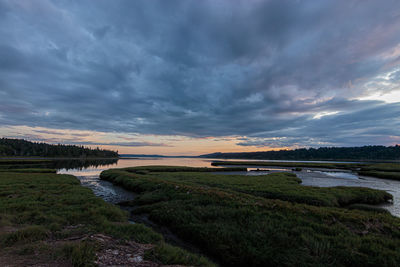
top-left (0, 232), bottom-right (170, 267)
top-left (91, 234), bottom-right (157, 266)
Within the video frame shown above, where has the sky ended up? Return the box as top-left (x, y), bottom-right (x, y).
top-left (0, 0), bottom-right (400, 155)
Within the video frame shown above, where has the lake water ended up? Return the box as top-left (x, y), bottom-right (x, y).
top-left (58, 157), bottom-right (400, 217)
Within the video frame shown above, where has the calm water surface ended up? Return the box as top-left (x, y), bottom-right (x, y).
top-left (59, 157), bottom-right (400, 217)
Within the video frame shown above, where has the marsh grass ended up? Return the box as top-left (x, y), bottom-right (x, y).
top-left (347, 204), bottom-right (390, 214)
top-left (0, 159), bottom-right (53, 170)
top-left (2, 225), bottom-right (49, 246)
top-left (0, 170), bottom-right (214, 266)
top-left (101, 166), bottom-right (400, 266)
top-left (358, 171), bottom-right (400, 181)
top-left (60, 241), bottom-right (98, 267)
top-left (357, 163), bottom-right (400, 181)
top-left (360, 163), bottom-right (400, 172)
top-left (0, 168), bottom-right (56, 173)
top-left (145, 243), bottom-right (216, 266)
top-left (0, 159), bottom-right (52, 164)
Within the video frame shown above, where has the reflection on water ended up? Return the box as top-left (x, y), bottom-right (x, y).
top-left (58, 157), bottom-right (400, 217)
top-left (74, 175), bottom-right (136, 204)
top-left (248, 167), bottom-right (291, 172)
top-left (316, 171), bottom-right (359, 179)
top-left (58, 157), bottom-right (220, 176)
top-left (37, 158), bottom-right (119, 170)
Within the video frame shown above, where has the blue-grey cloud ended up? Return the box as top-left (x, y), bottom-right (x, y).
top-left (0, 0), bottom-right (400, 147)
top-left (4, 133), bottom-right (168, 147)
top-left (69, 141), bottom-right (170, 147)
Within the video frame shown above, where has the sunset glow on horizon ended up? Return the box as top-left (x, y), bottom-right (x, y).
top-left (0, 125), bottom-right (292, 156)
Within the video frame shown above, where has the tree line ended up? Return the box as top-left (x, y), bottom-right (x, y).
top-left (201, 145), bottom-right (400, 160)
top-left (0, 138), bottom-right (119, 158)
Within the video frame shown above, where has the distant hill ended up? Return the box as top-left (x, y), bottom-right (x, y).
top-left (0, 138), bottom-right (119, 158)
top-left (200, 145), bottom-right (400, 161)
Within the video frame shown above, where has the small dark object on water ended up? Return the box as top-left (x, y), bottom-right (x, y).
top-left (250, 168), bottom-right (269, 172)
top-left (292, 167), bottom-right (302, 171)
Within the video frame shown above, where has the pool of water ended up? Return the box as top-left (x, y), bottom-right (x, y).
top-left (74, 174), bottom-right (136, 204)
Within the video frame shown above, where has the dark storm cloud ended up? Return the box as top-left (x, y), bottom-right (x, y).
top-left (1, 0), bottom-right (400, 147)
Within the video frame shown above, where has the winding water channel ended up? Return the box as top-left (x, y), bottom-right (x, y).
top-left (58, 157), bottom-right (400, 217)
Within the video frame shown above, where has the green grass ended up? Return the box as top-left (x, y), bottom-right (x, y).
top-left (101, 166), bottom-right (400, 267)
top-left (0, 168), bottom-right (56, 173)
top-left (2, 225), bottom-right (50, 246)
top-left (0, 159), bottom-right (52, 164)
top-left (359, 171), bottom-right (400, 181)
top-left (347, 204), bottom-right (390, 214)
top-left (359, 163), bottom-right (400, 172)
top-left (0, 164), bottom-right (52, 169)
top-left (145, 243), bottom-right (214, 266)
top-left (0, 170), bottom-right (214, 266)
top-left (60, 241), bottom-right (98, 267)
top-left (0, 159), bottom-right (53, 170)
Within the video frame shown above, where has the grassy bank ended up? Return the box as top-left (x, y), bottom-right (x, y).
top-left (0, 159), bottom-right (53, 164)
top-left (0, 159), bottom-right (53, 170)
top-left (101, 166), bottom-right (400, 266)
top-left (0, 169), bottom-right (214, 266)
top-left (359, 163), bottom-right (400, 172)
top-left (0, 168), bottom-right (56, 173)
top-left (359, 171), bottom-right (400, 181)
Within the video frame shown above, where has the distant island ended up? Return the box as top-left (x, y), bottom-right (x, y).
top-left (201, 145), bottom-right (400, 161)
top-left (0, 138), bottom-right (119, 158)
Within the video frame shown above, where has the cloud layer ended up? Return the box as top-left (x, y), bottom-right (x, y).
top-left (1, 0), bottom-right (400, 148)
